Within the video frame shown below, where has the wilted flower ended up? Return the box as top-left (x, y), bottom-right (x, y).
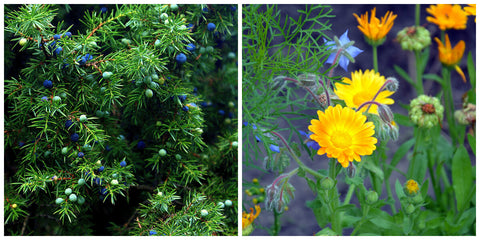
top-left (409, 95), bottom-right (444, 128)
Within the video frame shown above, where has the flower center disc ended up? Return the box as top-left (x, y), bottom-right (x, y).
top-left (353, 91), bottom-right (373, 107)
top-left (331, 132), bottom-right (352, 149)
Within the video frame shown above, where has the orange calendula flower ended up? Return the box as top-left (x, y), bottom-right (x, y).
top-left (334, 69), bottom-right (394, 115)
top-left (308, 105), bottom-right (377, 168)
top-left (464, 4), bottom-right (476, 22)
top-left (426, 4), bottom-right (468, 30)
top-left (353, 8), bottom-right (397, 45)
top-left (434, 34), bottom-right (466, 82)
top-left (242, 205), bottom-right (261, 235)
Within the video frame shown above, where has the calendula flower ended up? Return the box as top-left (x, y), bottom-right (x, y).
top-left (464, 4), bottom-right (476, 22)
top-left (353, 8), bottom-right (397, 46)
top-left (324, 30), bottom-right (363, 72)
top-left (434, 34), bottom-right (466, 82)
top-left (242, 205), bottom-right (261, 236)
top-left (334, 69), bottom-right (394, 115)
top-left (404, 179), bottom-right (420, 196)
top-left (426, 4), bottom-right (468, 30)
top-left (308, 105), bottom-right (377, 168)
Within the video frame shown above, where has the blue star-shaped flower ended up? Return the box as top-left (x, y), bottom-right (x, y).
top-left (324, 30), bottom-right (363, 72)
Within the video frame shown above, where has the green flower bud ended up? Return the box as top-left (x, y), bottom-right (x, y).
top-left (65, 188), bottom-right (72, 195)
top-left (412, 193), bottom-right (423, 204)
top-left (409, 95), bottom-right (444, 128)
top-left (396, 26), bottom-right (431, 51)
top-left (366, 191), bottom-right (379, 204)
top-left (405, 203), bottom-right (415, 215)
top-left (224, 200), bottom-right (232, 207)
top-left (320, 177), bottom-right (335, 190)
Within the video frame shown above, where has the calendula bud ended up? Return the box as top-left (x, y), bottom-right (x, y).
top-left (320, 177), bottom-right (335, 190)
top-left (404, 179), bottom-right (420, 197)
top-left (412, 193), bottom-right (423, 204)
top-left (405, 203), bottom-right (415, 215)
top-left (366, 191), bottom-right (379, 204)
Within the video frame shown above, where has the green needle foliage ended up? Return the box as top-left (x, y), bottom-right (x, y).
top-left (5, 4), bottom-right (237, 236)
top-left (243, 4), bottom-right (334, 167)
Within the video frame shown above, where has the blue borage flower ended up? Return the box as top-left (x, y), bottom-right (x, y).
top-left (299, 130), bottom-right (320, 150)
top-left (324, 30), bottom-right (363, 72)
top-left (269, 144), bottom-right (280, 153)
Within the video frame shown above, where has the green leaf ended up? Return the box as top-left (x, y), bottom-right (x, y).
top-left (394, 65), bottom-right (415, 88)
top-left (467, 51), bottom-right (476, 89)
top-left (452, 146), bottom-right (473, 212)
top-left (367, 208), bottom-right (396, 230)
top-left (394, 113), bottom-right (413, 127)
top-left (306, 198), bottom-right (329, 228)
top-left (467, 134), bottom-right (475, 155)
top-left (305, 177), bottom-right (317, 194)
top-left (408, 151), bottom-right (427, 183)
top-left (395, 179), bottom-right (406, 201)
top-left (402, 215), bottom-right (413, 235)
top-left (386, 138), bottom-right (414, 179)
top-left (315, 227), bottom-right (338, 236)
top-left (423, 73), bottom-right (444, 86)
top-left (363, 159), bottom-right (384, 180)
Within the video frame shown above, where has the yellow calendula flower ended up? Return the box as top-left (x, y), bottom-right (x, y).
top-left (434, 34), bottom-right (466, 82)
top-left (308, 105), bottom-right (377, 168)
top-left (426, 4), bottom-right (468, 30)
top-left (242, 205), bottom-right (261, 236)
top-left (404, 179), bottom-right (420, 196)
top-left (464, 4), bottom-right (476, 22)
top-left (334, 69), bottom-right (394, 115)
top-left (353, 8), bottom-right (397, 46)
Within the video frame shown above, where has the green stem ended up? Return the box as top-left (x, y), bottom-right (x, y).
top-left (442, 67), bottom-right (458, 146)
top-left (415, 4), bottom-right (420, 27)
top-left (343, 184), bottom-right (355, 205)
top-left (372, 45), bottom-right (378, 72)
top-left (271, 131), bottom-right (326, 180)
top-left (328, 159), bottom-right (342, 235)
top-left (352, 205), bottom-right (370, 235)
top-left (414, 50), bottom-right (425, 94)
top-left (273, 209), bottom-right (281, 235)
